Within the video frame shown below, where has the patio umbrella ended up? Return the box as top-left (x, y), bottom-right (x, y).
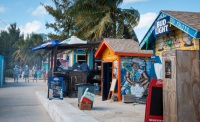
top-left (32, 39), bottom-right (60, 51)
top-left (59, 36), bottom-right (87, 45)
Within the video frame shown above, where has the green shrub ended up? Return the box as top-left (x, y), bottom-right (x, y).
top-left (5, 69), bottom-right (13, 77)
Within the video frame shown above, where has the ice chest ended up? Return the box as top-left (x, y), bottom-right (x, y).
top-left (78, 102), bottom-right (91, 110)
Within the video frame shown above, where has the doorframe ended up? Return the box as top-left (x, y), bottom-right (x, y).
top-left (101, 61), bottom-right (112, 101)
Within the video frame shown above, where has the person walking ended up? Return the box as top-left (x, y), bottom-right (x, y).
top-left (24, 65), bottom-right (30, 82)
top-left (13, 65), bottom-right (20, 83)
top-left (33, 67), bottom-right (38, 82)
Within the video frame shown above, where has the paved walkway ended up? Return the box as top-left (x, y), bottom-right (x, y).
top-left (2, 77), bottom-right (145, 122)
top-left (0, 78), bottom-right (52, 122)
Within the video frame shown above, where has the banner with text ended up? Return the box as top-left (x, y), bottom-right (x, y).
top-left (154, 16), bottom-right (170, 36)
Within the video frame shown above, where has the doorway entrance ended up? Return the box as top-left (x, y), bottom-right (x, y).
top-left (102, 62), bottom-right (112, 101)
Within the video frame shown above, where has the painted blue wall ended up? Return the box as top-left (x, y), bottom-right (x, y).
top-left (0, 55), bottom-right (4, 87)
top-left (69, 50), bottom-right (94, 68)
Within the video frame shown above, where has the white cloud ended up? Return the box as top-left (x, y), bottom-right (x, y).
top-left (136, 12), bottom-right (157, 29)
top-left (123, 0), bottom-right (147, 4)
top-left (134, 12), bottom-right (157, 42)
top-left (32, 5), bottom-right (47, 16)
top-left (0, 6), bottom-right (6, 13)
top-left (19, 20), bottom-right (42, 38)
top-left (0, 25), bottom-right (9, 32)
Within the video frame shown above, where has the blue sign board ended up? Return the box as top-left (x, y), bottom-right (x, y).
top-left (140, 13), bottom-right (168, 48)
top-left (154, 17), bottom-right (170, 36)
top-left (169, 17), bottom-right (199, 38)
top-left (48, 77), bottom-right (64, 100)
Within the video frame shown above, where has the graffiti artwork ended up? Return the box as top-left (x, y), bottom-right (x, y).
top-left (155, 30), bottom-right (199, 56)
top-left (121, 57), bottom-right (151, 98)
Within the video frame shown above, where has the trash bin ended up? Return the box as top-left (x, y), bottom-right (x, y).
top-left (76, 83), bottom-right (95, 107)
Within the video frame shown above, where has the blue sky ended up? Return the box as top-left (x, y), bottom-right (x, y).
top-left (0, 0), bottom-right (200, 42)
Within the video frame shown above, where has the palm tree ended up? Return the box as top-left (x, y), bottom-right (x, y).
top-left (0, 23), bottom-right (21, 69)
top-left (0, 31), bottom-right (9, 55)
top-left (69, 0), bottom-right (140, 41)
top-left (12, 37), bottom-right (26, 65)
top-left (13, 34), bottom-right (47, 68)
top-left (43, 0), bottom-right (76, 40)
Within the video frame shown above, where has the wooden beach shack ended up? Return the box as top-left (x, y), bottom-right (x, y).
top-left (139, 10), bottom-right (200, 122)
top-left (94, 38), bottom-right (153, 101)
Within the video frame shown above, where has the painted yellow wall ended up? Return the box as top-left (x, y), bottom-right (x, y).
top-left (102, 47), bottom-right (118, 61)
top-left (155, 26), bottom-right (199, 56)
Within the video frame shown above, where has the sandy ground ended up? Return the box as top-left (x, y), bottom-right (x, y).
top-left (5, 77), bottom-right (145, 122)
top-left (65, 95), bottom-right (145, 122)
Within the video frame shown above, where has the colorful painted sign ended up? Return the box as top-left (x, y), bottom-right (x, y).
top-left (155, 30), bottom-right (199, 56)
top-left (154, 17), bottom-right (170, 36)
top-left (140, 11), bottom-right (200, 49)
top-left (120, 57), bottom-right (151, 98)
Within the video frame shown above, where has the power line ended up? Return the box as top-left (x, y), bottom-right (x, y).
top-left (0, 18), bottom-right (8, 26)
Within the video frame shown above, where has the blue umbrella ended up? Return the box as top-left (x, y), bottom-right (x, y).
top-left (32, 39), bottom-right (60, 51)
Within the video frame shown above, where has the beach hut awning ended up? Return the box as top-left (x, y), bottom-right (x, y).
top-left (32, 39), bottom-right (60, 51)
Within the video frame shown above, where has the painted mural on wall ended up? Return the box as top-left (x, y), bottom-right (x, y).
top-left (121, 57), bottom-right (151, 97)
top-left (155, 29), bottom-right (199, 56)
top-left (153, 27), bottom-right (199, 80)
top-left (113, 60), bottom-right (118, 78)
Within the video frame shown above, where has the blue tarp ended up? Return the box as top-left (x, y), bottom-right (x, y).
top-left (32, 40), bottom-right (60, 51)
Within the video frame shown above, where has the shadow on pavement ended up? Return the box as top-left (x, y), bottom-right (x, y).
top-left (2, 81), bottom-right (47, 88)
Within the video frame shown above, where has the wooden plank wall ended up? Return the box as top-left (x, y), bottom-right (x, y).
top-left (162, 50), bottom-right (200, 122)
top-left (162, 50), bottom-right (177, 122)
top-left (176, 50), bottom-right (200, 122)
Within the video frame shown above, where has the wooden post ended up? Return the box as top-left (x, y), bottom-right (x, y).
top-left (50, 50), bottom-right (53, 70)
top-left (53, 47), bottom-right (57, 72)
top-left (86, 51), bottom-right (88, 64)
top-left (117, 56), bottom-right (121, 101)
top-left (93, 48), bottom-right (95, 70)
top-left (48, 53), bottom-right (50, 71)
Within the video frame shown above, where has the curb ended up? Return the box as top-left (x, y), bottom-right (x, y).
top-left (35, 91), bottom-right (99, 122)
